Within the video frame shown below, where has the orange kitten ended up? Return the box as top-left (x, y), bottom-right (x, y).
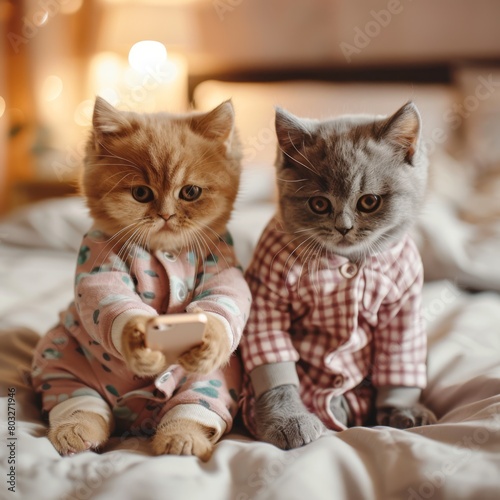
top-left (31, 98), bottom-right (251, 460)
top-left (82, 98), bottom-right (243, 377)
top-left (82, 97), bottom-right (241, 252)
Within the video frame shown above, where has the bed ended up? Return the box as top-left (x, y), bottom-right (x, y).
top-left (1, 77), bottom-right (500, 500)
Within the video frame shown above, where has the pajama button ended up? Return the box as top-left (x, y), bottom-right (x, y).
top-left (340, 262), bottom-right (358, 279)
top-left (333, 375), bottom-right (344, 388)
top-left (163, 252), bottom-right (177, 262)
top-left (155, 370), bottom-right (172, 388)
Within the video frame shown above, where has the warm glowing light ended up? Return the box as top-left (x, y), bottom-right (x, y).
top-left (88, 50), bottom-right (188, 115)
top-left (160, 60), bottom-right (179, 83)
top-left (61, 0), bottom-right (83, 15)
top-left (90, 52), bottom-right (124, 90)
top-left (42, 75), bottom-right (63, 102)
top-left (0, 97), bottom-right (5, 119)
top-left (128, 41), bottom-right (167, 73)
top-left (102, 0), bottom-right (203, 3)
top-left (34, 10), bottom-right (49, 26)
top-left (74, 100), bottom-right (94, 127)
top-left (123, 67), bottom-right (143, 89)
top-left (97, 88), bottom-right (120, 106)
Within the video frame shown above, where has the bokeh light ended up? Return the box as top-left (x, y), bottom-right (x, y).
top-left (97, 88), bottom-right (120, 107)
top-left (74, 99), bottom-right (94, 127)
top-left (128, 41), bottom-right (167, 73)
top-left (42, 75), bottom-right (63, 102)
top-left (61, 0), bottom-right (84, 15)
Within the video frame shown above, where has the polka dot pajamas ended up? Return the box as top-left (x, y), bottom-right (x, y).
top-left (31, 228), bottom-right (251, 437)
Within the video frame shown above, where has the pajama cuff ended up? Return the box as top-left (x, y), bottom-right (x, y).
top-left (250, 362), bottom-right (300, 399)
top-left (376, 386), bottom-right (422, 408)
top-left (49, 396), bottom-right (114, 429)
top-left (111, 308), bottom-right (157, 355)
top-left (160, 403), bottom-right (227, 443)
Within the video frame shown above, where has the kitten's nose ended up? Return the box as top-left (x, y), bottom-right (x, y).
top-left (335, 226), bottom-right (352, 236)
top-left (160, 213), bottom-right (175, 222)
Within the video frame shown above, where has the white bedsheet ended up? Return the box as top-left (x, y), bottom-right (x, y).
top-left (1, 186), bottom-right (500, 500)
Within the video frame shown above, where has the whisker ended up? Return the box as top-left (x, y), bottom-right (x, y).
top-left (194, 228), bottom-right (226, 285)
top-left (276, 178), bottom-right (308, 183)
top-left (279, 146), bottom-right (319, 177)
top-left (294, 238), bottom-right (319, 296)
top-left (283, 234), bottom-right (317, 288)
top-left (288, 133), bottom-right (320, 175)
top-left (100, 172), bottom-right (140, 200)
top-left (368, 233), bottom-right (412, 289)
top-left (308, 241), bottom-right (325, 296)
top-left (91, 220), bottom-right (144, 267)
top-left (93, 144), bottom-right (142, 172)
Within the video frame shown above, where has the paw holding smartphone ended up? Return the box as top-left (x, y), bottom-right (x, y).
top-left (123, 312), bottom-right (231, 376)
top-left (177, 312), bottom-right (232, 375)
top-left (150, 311), bottom-right (232, 375)
top-left (122, 315), bottom-right (169, 377)
top-left (145, 313), bottom-right (207, 367)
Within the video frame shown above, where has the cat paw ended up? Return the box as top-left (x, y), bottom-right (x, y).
top-left (122, 315), bottom-right (168, 377)
top-left (151, 419), bottom-right (214, 461)
top-left (48, 411), bottom-right (110, 456)
top-left (177, 313), bottom-right (231, 375)
top-left (177, 342), bottom-right (229, 375)
top-left (256, 412), bottom-right (325, 450)
top-left (376, 404), bottom-right (437, 429)
top-left (255, 385), bottom-right (326, 450)
top-left (128, 347), bottom-right (168, 378)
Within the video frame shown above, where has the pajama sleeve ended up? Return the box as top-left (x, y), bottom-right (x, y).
top-left (73, 231), bottom-right (158, 358)
top-left (186, 232), bottom-right (252, 351)
top-left (371, 237), bottom-right (428, 389)
top-left (239, 221), bottom-right (300, 374)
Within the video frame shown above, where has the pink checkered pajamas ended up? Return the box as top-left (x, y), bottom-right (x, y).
top-left (240, 217), bottom-right (427, 434)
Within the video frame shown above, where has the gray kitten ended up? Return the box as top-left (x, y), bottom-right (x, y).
top-left (243, 102), bottom-right (436, 449)
top-left (275, 103), bottom-right (428, 261)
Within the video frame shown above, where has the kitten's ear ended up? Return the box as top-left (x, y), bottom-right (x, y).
top-left (92, 96), bottom-right (132, 136)
top-left (275, 107), bottom-right (314, 150)
top-left (190, 100), bottom-right (235, 143)
top-left (380, 102), bottom-right (421, 163)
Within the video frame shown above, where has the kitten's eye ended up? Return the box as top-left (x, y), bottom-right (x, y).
top-left (131, 186), bottom-right (154, 203)
top-left (308, 196), bottom-right (331, 215)
top-left (179, 185), bottom-right (202, 201)
top-left (357, 194), bottom-right (382, 213)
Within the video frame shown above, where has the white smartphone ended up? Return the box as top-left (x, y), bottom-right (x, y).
top-left (145, 313), bottom-right (207, 361)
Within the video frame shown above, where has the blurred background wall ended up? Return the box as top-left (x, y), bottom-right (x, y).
top-left (1, 0), bottom-right (500, 213)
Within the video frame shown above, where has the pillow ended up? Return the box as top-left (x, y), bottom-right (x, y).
top-left (0, 197), bottom-right (91, 252)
